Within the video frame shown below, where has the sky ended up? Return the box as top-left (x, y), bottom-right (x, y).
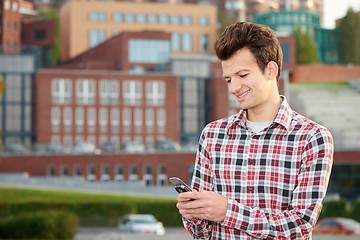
top-left (323, 0), bottom-right (360, 29)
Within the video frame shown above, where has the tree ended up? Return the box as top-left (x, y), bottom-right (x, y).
top-left (338, 8), bottom-right (360, 64)
top-left (38, 7), bottom-right (60, 65)
top-left (292, 26), bottom-right (318, 64)
top-left (218, 11), bottom-right (238, 34)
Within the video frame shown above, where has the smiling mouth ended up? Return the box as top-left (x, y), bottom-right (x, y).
top-left (237, 90), bottom-right (250, 99)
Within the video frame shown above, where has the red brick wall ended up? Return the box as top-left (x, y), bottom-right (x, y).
top-left (292, 65), bottom-right (360, 83)
top-left (1, 0), bottom-right (21, 54)
top-left (0, 150), bottom-right (358, 185)
top-left (36, 69), bottom-right (180, 145)
top-left (0, 153), bottom-right (196, 185)
top-left (22, 20), bottom-right (55, 47)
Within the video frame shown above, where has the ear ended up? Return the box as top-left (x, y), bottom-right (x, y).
top-left (266, 61), bottom-right (278, 81)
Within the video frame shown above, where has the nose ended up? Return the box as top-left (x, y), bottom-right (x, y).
top-left (228, 77), bottom-right (242, 93)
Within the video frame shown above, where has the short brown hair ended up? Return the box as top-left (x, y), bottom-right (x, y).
top-left (215, 22), bottom-right (283, 81)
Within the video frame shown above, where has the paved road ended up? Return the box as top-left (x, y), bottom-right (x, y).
top-left (75, 228), bottom-right (360, 240)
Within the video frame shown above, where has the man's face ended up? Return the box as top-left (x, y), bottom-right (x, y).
top-left (221, 48), bottom-right (276, 115)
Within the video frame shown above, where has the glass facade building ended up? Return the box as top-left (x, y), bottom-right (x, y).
top-left (0, 54), bottom-right (36, 149)
top-left (255, 10), bottom-right (339, 64)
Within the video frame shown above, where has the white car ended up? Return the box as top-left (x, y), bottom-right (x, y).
top-left (117, 214), bottom-right (165, 235)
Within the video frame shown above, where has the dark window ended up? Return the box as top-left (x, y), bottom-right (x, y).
top-left (33, 29), bottom-right (46, 41)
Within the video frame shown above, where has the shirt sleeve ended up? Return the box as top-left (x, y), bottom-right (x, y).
top-left (182, 126), bottom-right (215, 239)
top-left (222, 127), bottom-right (334, 239)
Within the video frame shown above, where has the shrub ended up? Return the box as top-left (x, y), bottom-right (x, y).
top-left (0, 211), bottom-right (78, 239)
top-left (320, 200), bottom-right (349, 219)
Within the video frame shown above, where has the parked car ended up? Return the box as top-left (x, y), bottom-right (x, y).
top-left (117, 214), bottom-right (165, 235)
top-left (313, 217), bottom-right (360, 236)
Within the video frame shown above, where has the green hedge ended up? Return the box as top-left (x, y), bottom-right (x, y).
top-left (0, 211), bottom-right (78, 239)
top-left (0, 201), bottom-right (183, 227)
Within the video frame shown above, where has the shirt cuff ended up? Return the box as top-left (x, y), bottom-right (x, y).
top-left (222, 199), bottom-right (251, 232)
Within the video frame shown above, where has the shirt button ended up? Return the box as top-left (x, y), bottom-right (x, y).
top-left (249, 159), bottom-right (255, 165)
top-left (248, 186), bottom-right (253, 192)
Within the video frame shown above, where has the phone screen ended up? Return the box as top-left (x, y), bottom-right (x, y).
top-left (169, 177), bottom-right (192, 193)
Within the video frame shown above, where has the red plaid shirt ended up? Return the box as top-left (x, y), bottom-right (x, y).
top-left (184, 96), bottom-right (333, 239)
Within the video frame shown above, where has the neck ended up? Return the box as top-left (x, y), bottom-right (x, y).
top-left (247, 95), bottom-right (281, 122)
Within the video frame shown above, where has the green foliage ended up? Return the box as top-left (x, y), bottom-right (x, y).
top-left (320, 200), bottom-right (349, 219)
top-left (338, 8), bottom-right (360, 64)
top-left (218, 11), bottom-right (238, 34)
top-left (0, 186), bottom-right (171, 203)
top-left (38, 6), bottom-right (60, 65)
top-left (0, 187), bottom-right (182, 227)
top-left (292, 26), bottom-right (318, 64)
top-left (0, 211), bottom-right (78, 239)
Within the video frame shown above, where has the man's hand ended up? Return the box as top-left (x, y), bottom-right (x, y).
top-left (176, 190), bottom-right (228, 222)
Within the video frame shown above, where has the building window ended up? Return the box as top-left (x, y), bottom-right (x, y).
top-left (123, 80), bottom-right (142, 106)
top-left (33, 29), bottom-right (46, 41)
top-left (171, 32), bottom-right (181, 51)
top-left (171, 15), bottom-right (181, 24)
top-left (52, 78), bottom-right (72, 104)
top-left (122, 108), bottom-right (131, 133)
top-left (146, 136), bottom-right (154, 149)
top-left (129, 165), bottom-right (138, 182)
top-left (100, 79), bottom-right (119, 105)
top-left (87, 135), bottom-right (96, 146)
top-left (101, 165), bottom-right (110, 182)
top-left (157, 165), bottom-right (167, 186)
top-left (47, 165), bottom-right (55, 177)
top-left (111, 108), bottom-right (120, 133)
top-left (74, 165), bottom-right (82, 177)
top-left (134, 108), bottom-right (143, 134)
top-left (75, 107), bottom-right (84, 133)
top-left (199, 16), bottom-right (209, 25)
top-left (87, 165), bottom-right (96, 182)
top-left (125, 13), bottom-right (135, 23)
top-left (60, 165), bottom-right (69, 176)
top-left (182, 33), bottom-right (193, 52)
top-left (99, 107), bottom-right (108, 133)
top-left (63, 107), bottom-right (72, 132)
top-left (183, 15), bottom-right (192, 25)
top-left (157, 108), bottom-right (166, 134)
top-left (63, 135), bottom-right (73, 150)
top-left (89, 30), bottom-right (106, 48)
top-left (199, 34), bottom-right (209, 51)
top-left (143, 165), bottom-right (152, 186)
top-left (76, 79), bottom-right (96, 104)
top-left (148, 14), bottom-right (158, 23)
top-left (146, 109), bottom-right (154, 133)
top-left (129, 39), bottom-right (170, 64)
top-left (137, 13), bottom-right (147, 23)
top-left (51, 107), bottom-right (60, 132)
top-left (99, 135), bottom-right (108, 146)
top-left (159, 14), bottom-right (169, 24)
top-left (146, 81), bottom-right (165, 106)
top-left (113, 12), bottom-right (123, 22)
top-left (87, 108), bottom-right (96, 133)
top-left (89, 11), bottom-right (106, 21)
top-left (115, 165), bottom-right (123, 182)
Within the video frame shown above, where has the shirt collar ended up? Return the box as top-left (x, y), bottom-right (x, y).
top-left (228, 95), bottom-right (293, 133)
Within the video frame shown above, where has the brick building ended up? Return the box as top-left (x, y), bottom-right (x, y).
top-left (36, 31), bottom-right (179, 150)
top-left (59, 0), bottom-right (218, 62)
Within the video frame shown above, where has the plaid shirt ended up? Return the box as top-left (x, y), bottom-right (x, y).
top-left (184, 96), bottom-right (333, 240)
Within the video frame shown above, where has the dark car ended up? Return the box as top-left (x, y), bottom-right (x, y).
top-left (313, 217), bottom-right (360, 236)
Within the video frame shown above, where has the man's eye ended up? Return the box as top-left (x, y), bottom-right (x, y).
top-left (240, 74), bottom-right (248, 78)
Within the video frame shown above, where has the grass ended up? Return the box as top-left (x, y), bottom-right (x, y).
top-left (0, 186), bottom-right (175, 203)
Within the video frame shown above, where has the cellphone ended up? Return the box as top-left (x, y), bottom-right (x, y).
top-left (169, 177), bottom-right (192, 193)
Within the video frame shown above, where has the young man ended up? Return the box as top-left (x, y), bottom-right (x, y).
top-left (176, 22), bottom-right (333, 239)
